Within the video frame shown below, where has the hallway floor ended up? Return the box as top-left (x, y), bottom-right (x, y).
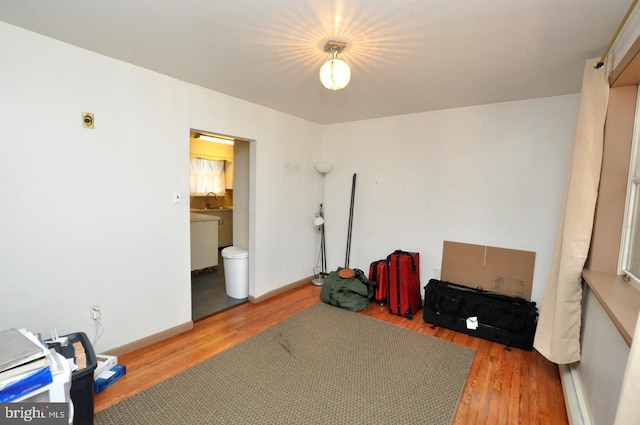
top-left (191, 249), bottom-right (247, 321)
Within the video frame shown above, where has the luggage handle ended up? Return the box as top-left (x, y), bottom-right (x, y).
top-left (388, 250), bottom-right (417, 273)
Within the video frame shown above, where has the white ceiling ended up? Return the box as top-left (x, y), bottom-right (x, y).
top-left (0, 0), bottom-right (632, 124)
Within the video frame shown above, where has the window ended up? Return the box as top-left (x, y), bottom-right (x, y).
top-left (189, 158), bottom-right (226, 195)
top-left (619, 90), bottom-right (640, 290)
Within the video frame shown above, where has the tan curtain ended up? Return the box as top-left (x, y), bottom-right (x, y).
top-left (533, 57), bottom-right (611, 364)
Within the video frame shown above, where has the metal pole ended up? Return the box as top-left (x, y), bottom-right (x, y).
top-left (345, 173), bottom-right (357, 268)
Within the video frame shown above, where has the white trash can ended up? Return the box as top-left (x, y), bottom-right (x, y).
top-left (221, 246), bottom-right (249, 299)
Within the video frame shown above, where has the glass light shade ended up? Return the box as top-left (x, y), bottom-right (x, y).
top-left (315, 163), bottom-right (333, 174)
top-left (319, 58), bottom-right (351, 90)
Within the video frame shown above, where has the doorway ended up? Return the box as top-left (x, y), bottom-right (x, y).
top-left (189, 130), bottom-right (251, 320)
top-left (191, 250), bottom-right (245, 320)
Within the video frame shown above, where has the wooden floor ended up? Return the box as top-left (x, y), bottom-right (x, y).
top-left (94, 283), bottom-right (569, 425)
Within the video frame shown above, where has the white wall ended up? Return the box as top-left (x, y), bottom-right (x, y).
top-left (320, 96), bottom-right (579, 306)
top-left (0, 21), bottom-right (322, 352)
top-left (576, 287), bottom-right (629, 425)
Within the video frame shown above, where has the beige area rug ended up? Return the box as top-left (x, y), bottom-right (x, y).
top-left (95, 303), bottom-right (475, 425)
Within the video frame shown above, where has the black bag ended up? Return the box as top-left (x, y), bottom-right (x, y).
top-left (423, 279), bottom-right (538, 350)
top-left (320, 268), bottom-right (375, 312)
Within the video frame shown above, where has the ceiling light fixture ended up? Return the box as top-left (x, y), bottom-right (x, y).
top-left (196, 134), bottom-right (234, 145)
top-left (319, 40), bottom-right (351, 91)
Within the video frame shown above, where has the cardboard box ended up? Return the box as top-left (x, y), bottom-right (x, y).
top-left (441, 241), bottom-right (535, 300)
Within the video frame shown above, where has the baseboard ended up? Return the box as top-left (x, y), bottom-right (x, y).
top-left (249, 275), bottom-right (314, 303)
top-left (105, 321), bottom-right (194, 357)
top-left (103, 277), bottom-right (313, 356)
top-left (559, 363), bottom-right (592, 425)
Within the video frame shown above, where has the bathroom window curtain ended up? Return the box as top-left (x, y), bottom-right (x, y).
top-left (189, 158), bottom-right (226, 195)
top-left (533, 57), bottom-right (611, 364)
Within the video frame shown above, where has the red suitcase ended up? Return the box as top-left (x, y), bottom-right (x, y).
top-left (387, 250), bottom-right (421, 319)
top-left (368, 260), bottom-right (389, 306)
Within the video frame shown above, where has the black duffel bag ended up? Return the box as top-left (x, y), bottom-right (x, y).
top-left (423, 279), bottom-right (538, 350)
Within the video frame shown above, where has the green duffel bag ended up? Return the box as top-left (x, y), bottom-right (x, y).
top-left (320, 268), bottom-right (375, 312)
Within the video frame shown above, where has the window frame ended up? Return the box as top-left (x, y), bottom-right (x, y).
top-left (618, 89), bottom-right (640, 291)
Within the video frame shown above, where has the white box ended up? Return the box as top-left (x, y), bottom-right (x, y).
top-left (94, 354), bottom-right (117, 379)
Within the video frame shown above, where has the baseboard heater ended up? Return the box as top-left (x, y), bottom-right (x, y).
top-left (559, 363), bottom-right (592, 425)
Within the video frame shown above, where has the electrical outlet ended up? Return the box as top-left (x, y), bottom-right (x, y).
top-left (89, 303), bottom-right (101, 321)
